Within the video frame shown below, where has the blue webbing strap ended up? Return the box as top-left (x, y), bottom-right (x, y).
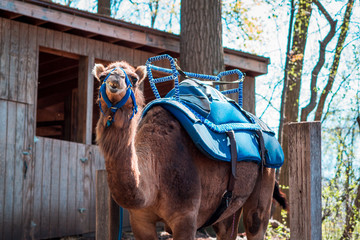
top-left (98, 67), bottom-right (138, 126)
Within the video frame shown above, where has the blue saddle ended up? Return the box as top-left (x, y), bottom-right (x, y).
top-left (143, 79), bottom-right (284, 168)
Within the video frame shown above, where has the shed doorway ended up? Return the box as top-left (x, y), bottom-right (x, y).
top-left (36, 49), bottom-right (80, 142)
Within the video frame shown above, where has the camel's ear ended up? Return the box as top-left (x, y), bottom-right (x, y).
top-left (92, 63), bottom-right (105, 82)
top-left (135, 66), bottom-right (147, 85)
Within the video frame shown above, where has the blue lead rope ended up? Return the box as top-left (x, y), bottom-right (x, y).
top-left (118, 207), bottom-right (123, 240)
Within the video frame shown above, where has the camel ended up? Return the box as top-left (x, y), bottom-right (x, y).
top-left (93, 60), bottom-right (285, 240)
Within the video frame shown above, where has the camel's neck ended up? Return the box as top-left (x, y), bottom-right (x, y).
top-left (96, 107), bottom-right (154, 209)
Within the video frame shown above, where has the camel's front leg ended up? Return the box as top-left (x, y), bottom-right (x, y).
top-left (166, 213), bottom-right (198, 240)
top-left (129, 210), bottom-right (158, 240)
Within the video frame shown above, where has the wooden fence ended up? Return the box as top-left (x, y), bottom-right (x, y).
top-left (1, 136), bottom-right (105, 239)
top-left (96, 122), bottom-right (322, 240)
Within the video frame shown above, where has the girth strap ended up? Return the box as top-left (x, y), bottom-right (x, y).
top-left (199, 131), bottom-right (237, 229)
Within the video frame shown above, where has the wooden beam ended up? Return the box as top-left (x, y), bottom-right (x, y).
top-left (287, 122), bottom-right (322, 240)
top-left (96, 170), bottom-right (119, 240)
top-left (0, 0), bottom-right (179, 53)
top-left (76, 56), bottom-right (94, 144)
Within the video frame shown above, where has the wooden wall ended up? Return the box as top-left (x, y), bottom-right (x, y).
top-left (0, 17), bottom-right (157, 239)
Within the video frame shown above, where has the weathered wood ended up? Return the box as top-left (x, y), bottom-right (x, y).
top-left (22, 103), bottom-right (36, 239)
top-left (32, 136), bottom-right (44, 238)
top-left (3, 101), bottom-right (16, 240)
top-left (287, 122), bottom-right (322, 240)
top-left (243, 76), bottom-right (255, 113)
top-left (8, 21), bottom-right (19, 101)
top-left (45, 28), bottom-right (55, 50)
top-left (0, 100), bottom-right (7, 239)
top-left (96, 170), bottom-right (119, 240)
top-left (58, 141), bottom-right (70, 234)
top-left (40, 138), bottom-right (52, 237)
top-left (49, 139), bottom-right (61, 237)
top-left (13, 102), bottom-right (26, 240)
top-left (26, 24), bottom-right (38, 105)
top-left (0, 0), bottom-right (179, 53)
top-left (76, 144), bottom-right (86, 233)
top-left (66, 142), bottom-right (77, 235)
top-left (0, 18), bottom-right (10, 100)
top-left (77, 56), bottom-right (94, 144)
top-left (17, 23), bottom-right (28, 103)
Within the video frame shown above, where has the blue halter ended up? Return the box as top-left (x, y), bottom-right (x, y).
top-left (98, 67), bottom-right (138, 127)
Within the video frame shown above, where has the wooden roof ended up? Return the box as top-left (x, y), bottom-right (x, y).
top-left (0, 0), bottom-right (269, 76)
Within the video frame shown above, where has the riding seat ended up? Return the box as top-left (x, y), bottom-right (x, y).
top-left (143, 79), bottom-right (284, 168)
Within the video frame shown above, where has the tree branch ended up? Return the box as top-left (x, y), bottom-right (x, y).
top-left (300, 0), bottom-right (337, 121)
top-left (314, 0), bottom-right (355, 121)
top-left (278, 0), bottom-right (295, 144)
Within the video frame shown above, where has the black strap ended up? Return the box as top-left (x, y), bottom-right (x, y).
top-left (199, 131), bottom-right (237, 229)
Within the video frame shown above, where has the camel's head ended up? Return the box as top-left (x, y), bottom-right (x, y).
top-left (92, 61), bottom-right (146, 127)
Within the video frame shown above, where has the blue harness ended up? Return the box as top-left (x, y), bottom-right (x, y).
top-left (98, 67), bottom-right (138, 127)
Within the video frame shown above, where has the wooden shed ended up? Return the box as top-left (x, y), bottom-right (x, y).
top-left (0, 0), bottom-right (269, 239)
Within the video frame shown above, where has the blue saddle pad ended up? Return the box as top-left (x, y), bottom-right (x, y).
top-left (142, 79), bottom-right (284, 168)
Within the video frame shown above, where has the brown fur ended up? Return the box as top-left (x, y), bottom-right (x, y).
top-left (93, 61), bottom-right (277, 240)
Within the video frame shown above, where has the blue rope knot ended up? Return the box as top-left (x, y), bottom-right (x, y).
top-left (98, 67), bottom-right (138, 127)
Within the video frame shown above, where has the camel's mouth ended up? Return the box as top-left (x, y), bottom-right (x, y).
top-left (107, 81), bottom-right (120, 93)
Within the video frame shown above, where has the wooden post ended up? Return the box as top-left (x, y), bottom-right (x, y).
top-left (287, 122), bottom-right (321, 240)
top-left (77, 56), bottom-right (94, 144)
top-left (96, 170), bottom-right (119, 240)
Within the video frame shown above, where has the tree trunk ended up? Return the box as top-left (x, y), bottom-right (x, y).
top-left (180, 0), bottom-right (224, 75)
top-left (277, 0), bottom-right (313, 225)
top-left (98, 0), bottom-right (111, 16)
top-left (314, 0), bottom-right (355, 121)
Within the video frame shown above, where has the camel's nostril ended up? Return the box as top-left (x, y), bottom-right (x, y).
top-left (108, 80), bottom-right (120, 90)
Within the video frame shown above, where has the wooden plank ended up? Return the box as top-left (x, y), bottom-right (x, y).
top-left (78, 35), bottom-right (87, 56)
top-left (40, 137), bottom-right (52, 237)
top-left (58, 140), bottom-right (70, 235)
top-left (287, 122), bottom-right (322, 240)
top-left (36, 27), bottom-right (46, 47)
top-left (96, 170), bottom-right (119, 240)
top-left (0, 0), bottom-right (180, 53)
top-left (118, 45), bottom-right (134, 65)
top-left (224, 53), bottom-right (268, 75)
top-left (0, 18), bottom-right (10, 100)
top-left (49, 139), bottom-right (61, 238)
top-left (22, 103), bottom-right (36, 239)
top-left (26, 24), bottom-right (38, 105)
top-left (102, 42), bottom-right (113, 62)
top-left (243, 76), bottom-right (255, 113)
top-left (62, 32), bottom-right (72, 53)
top-left (8, 20), bottom-right (20, 101)
top-left (81, 145), bottom-right (92, 233)
top-left (53, 30), bottom-right (63, 51)
top-left (94, 40), bottom-right (103, 60)
top-left (66, 142), bottom-right (77, 235)
top-left (12, 102), bottom-right (26, 240)
top-left (77, 56), bottom-right (93, 144)
top-left (32, 137), bottom-right (44, 238)
top-left (70, 35), bottom-right (80, 55)
top-left (3, 101), bottom-right (16, 240)
top-left (17, 23), bottom-right (29, 103)
top-left (76, 144), bottom-right (86, 233)
top-left (45, 28), bottom-right (55, 49)
top-left (88, 145), bottom-right (97, 231)
top-left (0, 100), bottom-right (7, 239)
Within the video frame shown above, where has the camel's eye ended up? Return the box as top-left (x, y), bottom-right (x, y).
top-left (99, 74), bottom-right (106, 83)
top-left (131, 76), bottom-right (138, 85)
